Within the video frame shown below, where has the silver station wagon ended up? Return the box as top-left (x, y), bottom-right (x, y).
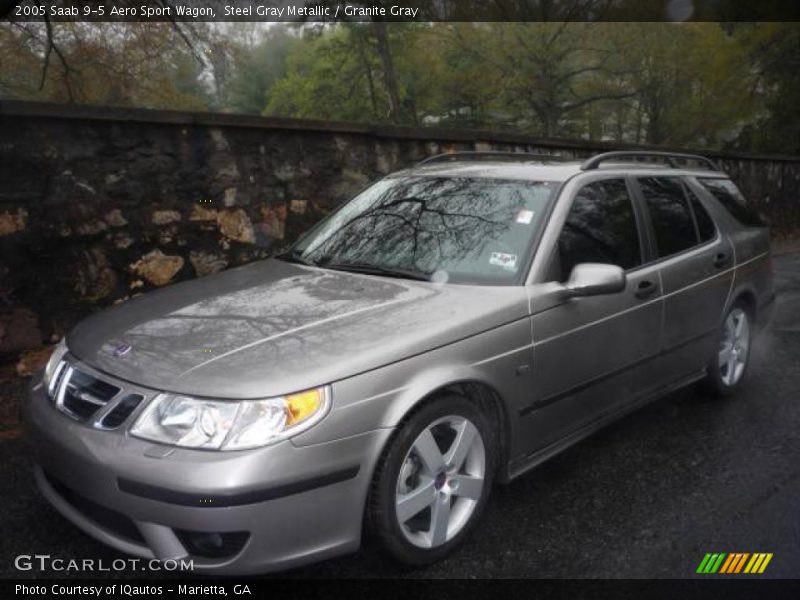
top-left (26, 151), bottom-right (774, 573)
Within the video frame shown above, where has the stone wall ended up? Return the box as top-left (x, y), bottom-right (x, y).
top-left (1, 101), bottom-right (799, 363)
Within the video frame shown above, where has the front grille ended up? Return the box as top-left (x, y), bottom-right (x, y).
top-left (51, 360), bottom-right (150, 429)
top-left (44, 470), bottom-right (145, 544)
top-left (47, 361), bottom-right (68, 399)
top-left (56, 367), bottom-right (120, 422)
top-left (100, 394), bottom-right (144, 428)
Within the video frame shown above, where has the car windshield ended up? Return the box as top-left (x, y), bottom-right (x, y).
top-left (285, 176), bottom-right (556, 285)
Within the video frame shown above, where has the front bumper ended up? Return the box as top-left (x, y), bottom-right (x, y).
top-left (23, 375), bottom-right (392, 574)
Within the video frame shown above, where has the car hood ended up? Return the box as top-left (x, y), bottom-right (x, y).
top-left (67, 259), bottom-right (528, 398)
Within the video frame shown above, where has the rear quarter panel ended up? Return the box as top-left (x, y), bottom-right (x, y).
top-left (729, 227), bottom-right (773, 326)
top-left (687, 177), bottom-right (773, 321)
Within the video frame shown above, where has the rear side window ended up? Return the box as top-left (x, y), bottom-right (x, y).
top-left (638, 177), bottom-right (698, 257)
top-left (686, 186), bottom-right (717, 242)
top-left (557, 179), bottom-right (642, 280)
top-left (697, 178), bottom-right (766, 227)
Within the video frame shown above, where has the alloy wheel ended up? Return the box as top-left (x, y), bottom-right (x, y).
top-left (394, 415), bottom-right (486, 549)
top-left (719, 307), bottom-right (750, 387)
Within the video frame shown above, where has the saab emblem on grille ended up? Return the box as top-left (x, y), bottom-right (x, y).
top-left (110, 343), bottom-right (132, 357)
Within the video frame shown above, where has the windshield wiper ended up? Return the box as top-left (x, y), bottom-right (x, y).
top-left (274, 249), bottom-right (319, 267)
top-left (323, 261), bottom-right (431, 282)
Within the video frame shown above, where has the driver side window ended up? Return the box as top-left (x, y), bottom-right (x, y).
top-left (556, 179), bottom-right (643, 281)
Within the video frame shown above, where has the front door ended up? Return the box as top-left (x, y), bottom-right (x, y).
top-left (521, 177), bottom-right (664, 452)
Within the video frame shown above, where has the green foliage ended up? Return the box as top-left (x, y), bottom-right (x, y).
top-left (260, 22), bottom-right (785, 149)
top-left (728, 23), bottom-right (800, 154)
top-left (0, 23), bottom-right (212, 109)
top-left (170, 51), bottom-right (212, 110)
top-left (265, 26), bottom-right (381, 121)
top-left (1, 20), bottom-right (799, 153)
top-left (596, 23), bottom-right (759, 146)
top-left (229, 25), bottom-right (294, 115)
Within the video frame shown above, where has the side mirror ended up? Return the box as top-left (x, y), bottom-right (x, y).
top-left (564, 263), bottom-right (626, 297)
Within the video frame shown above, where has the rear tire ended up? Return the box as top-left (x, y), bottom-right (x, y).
top-left (365, 394), bottom-right (495, 566)
top-left (703, 301), bottom-right (752, 397)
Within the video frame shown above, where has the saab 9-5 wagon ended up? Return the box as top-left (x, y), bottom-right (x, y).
top-left (26, 151), bottom-right (774, 573)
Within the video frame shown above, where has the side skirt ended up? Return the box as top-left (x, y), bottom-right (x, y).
top-left (503, 369), bottom-right (706, 482)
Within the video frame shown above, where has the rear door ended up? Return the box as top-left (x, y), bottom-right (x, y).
top-left (632, 176), bottom-right (734, 380)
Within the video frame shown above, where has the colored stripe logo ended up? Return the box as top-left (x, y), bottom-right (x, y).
top-left (696, 552), bottom-right (773, 574)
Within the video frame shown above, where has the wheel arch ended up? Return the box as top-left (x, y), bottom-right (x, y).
top-left (727, 285), bottom-right (758, 321)
top-left (378, 370), bottom-right (514, 483)
top-left (732, 289), bottom-right (757, 318)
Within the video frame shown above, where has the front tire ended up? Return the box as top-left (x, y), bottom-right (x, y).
top-left (366, 394), bottom-right (495, 566)
top-left (703, 302), bottom-right (752, 397)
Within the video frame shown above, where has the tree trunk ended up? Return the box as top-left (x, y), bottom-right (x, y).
top-left (539, 108), bottom-right (558, 138)
top-left (354, 34), bottom-right (379, 118)
top-left (372, 21), bottom-right (403, 124)
top-left (646, 99), bottom-right (664, 145)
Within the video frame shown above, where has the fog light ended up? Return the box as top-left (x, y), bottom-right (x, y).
top-left (175, 530), bottom-right (250, 558)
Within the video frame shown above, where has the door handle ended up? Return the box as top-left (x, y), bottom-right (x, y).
top-left (634, 279), bottom-right (658, 299)
top-left (714, 252), bottom-right (730, 268)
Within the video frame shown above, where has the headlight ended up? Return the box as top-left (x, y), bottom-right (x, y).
top-left (130, 386), bottom-right (330, 451)
top-left (43, 338), bottom-right (68, 395)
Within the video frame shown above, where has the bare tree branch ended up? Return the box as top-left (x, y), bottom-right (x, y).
top-left (38, 8), bottom-right (54, 89)
top-left (156, 0), bottom-right (204, 63)
top-left (12, 3), bottom-right (77, 100)
top-left (561, 91), bottom-right (636, 113)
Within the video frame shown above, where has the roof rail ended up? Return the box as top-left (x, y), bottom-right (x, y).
top-left (580, 151), bottom-right (720, 172)
top-left (417, 151), bottom-right (568, 166)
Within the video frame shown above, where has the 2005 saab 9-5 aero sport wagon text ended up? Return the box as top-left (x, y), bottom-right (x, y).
top-left (25, 151), bottom-right (774, 573)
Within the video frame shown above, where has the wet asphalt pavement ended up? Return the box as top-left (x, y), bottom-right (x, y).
top-left (2, 253), bottom-right (799, 579)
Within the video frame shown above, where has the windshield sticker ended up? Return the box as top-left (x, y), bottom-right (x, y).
top-left (516, 209), bottom-right (535, 224)
top-left (489, 252), bottom-right (518, 270)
